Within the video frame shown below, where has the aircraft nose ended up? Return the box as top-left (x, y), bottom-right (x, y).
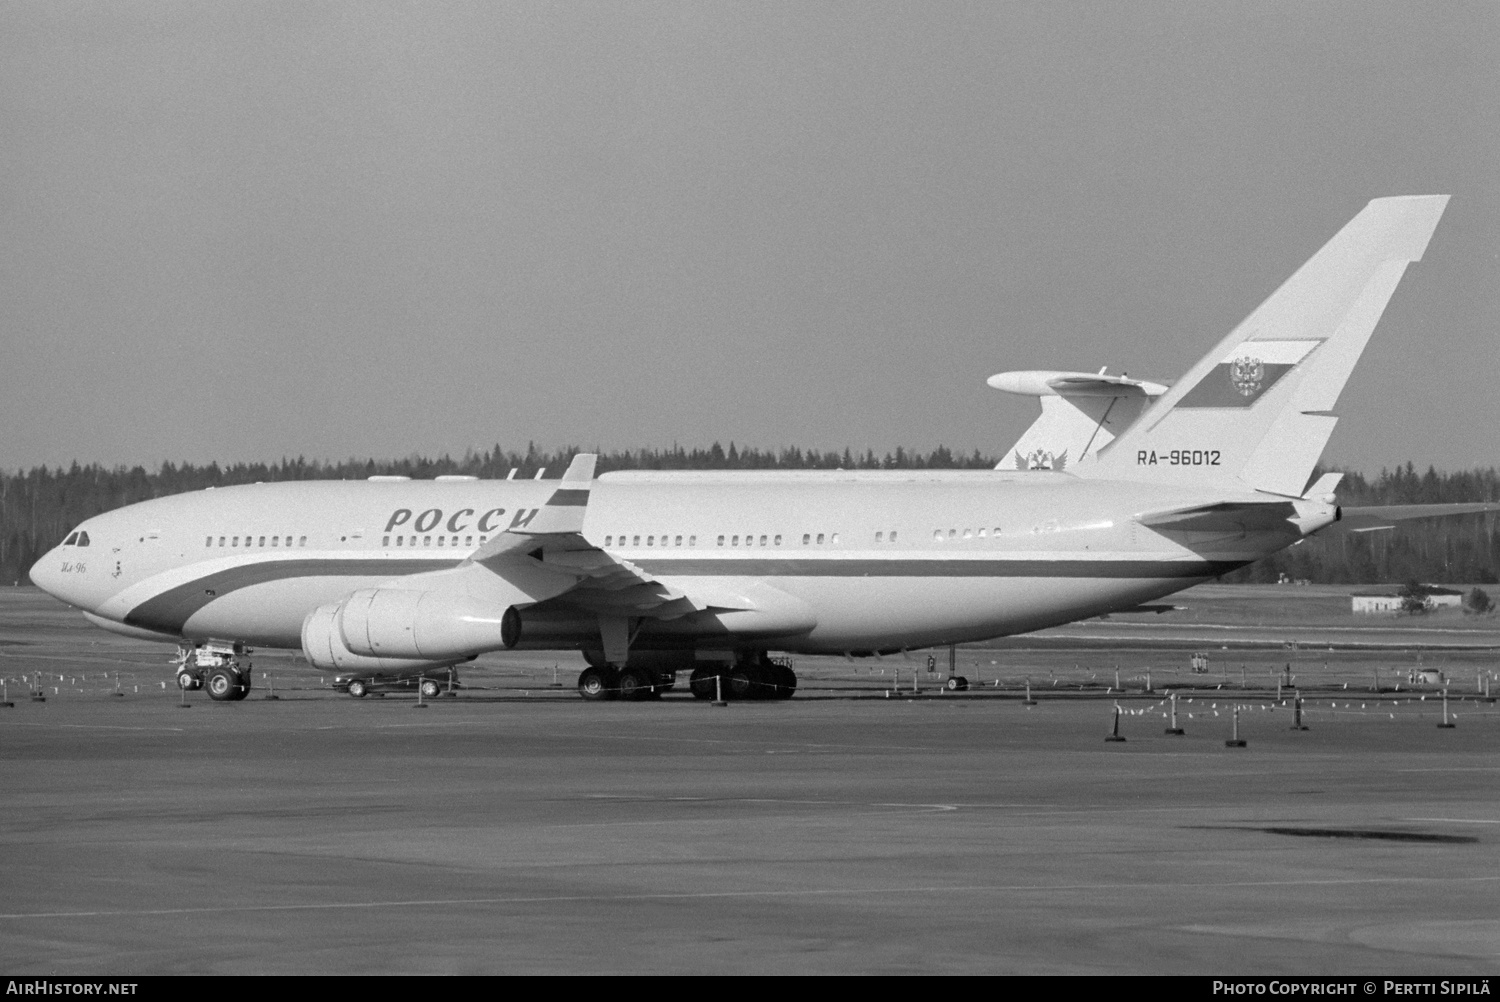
top-left (29, 549), bottom-right (65, 599)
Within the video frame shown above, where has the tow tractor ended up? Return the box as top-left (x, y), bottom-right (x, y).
top-left (174, 642), bottom-right (252, 701)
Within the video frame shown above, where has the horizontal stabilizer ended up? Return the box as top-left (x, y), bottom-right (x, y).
top-left (1335, 502), bottom-right (1500, 533)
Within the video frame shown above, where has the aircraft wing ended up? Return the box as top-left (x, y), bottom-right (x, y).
top-left (1333, 502), bottom-right (1500, 534)
top-left (465, 453), bottom-right (711, 619)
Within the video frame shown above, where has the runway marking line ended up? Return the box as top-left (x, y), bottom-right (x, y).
top-left (1, 722), bottom-right (186, 732)
top-left (1403, 818), bottom-right (1500, 824)
top-left (3, 874), bottom-right (1497, 922)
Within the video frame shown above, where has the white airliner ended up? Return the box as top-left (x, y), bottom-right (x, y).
top-left (30, 195), bottom-right (1493, 702)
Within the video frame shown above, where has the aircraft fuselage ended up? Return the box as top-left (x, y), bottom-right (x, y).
top-left (30, 470), bottom-right (1313, 657)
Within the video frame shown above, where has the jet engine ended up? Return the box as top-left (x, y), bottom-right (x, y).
top-left (300, 601), bottom-right (458, 673)
top-left (328, 588), bottom-right (520, 661)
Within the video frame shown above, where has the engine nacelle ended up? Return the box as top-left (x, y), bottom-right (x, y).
top-left (335, 588), bottom-right (521, 661)
top-left (301, 602), bottom-right (456, 673)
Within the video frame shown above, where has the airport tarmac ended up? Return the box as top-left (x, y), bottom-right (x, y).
top-left (2, 589), bottom-right (1498, 975)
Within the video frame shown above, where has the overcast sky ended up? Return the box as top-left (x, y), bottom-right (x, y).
top-left (2, 1), bottom-right (1496, 475)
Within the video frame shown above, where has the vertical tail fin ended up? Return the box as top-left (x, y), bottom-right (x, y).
top-left (1083, 195), bottom-right (1449, 496)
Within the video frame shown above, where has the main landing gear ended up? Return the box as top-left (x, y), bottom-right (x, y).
top-left (576, 664), bottom-right (674, 701)
top-left (689, 654), bottom-right (796, 702)
top-left (573, 650), bottom-right (799, 703)
top-left (175, 643), bottom-right (252, 702)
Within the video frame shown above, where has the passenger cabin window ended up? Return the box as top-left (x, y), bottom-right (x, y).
top-left (875, 531), bottom-right (883, 542)
top-left (232, 537), bottom-right (239, 547)
top-left (890, 531), bottom-right (898, 542)
top-left (382, 536), bottom-right (390, 546)
top-left (689, 535), bottom-right (696, 546)
top-left (632, 535), bottom-right (640, 546)
top-left (731, 535), bottom-right (739, 546)
top-left (717, 535), bottom-right (725, 546)
top-left (259, 536), bottom-right (266, 546)
top-left (218, 537), bottom-right (225, 546)
top-left (759, 535), bottom-right (767, 546)
top-left (831, 533), bottom-right (839, 543)
top-left (605, 535), bottom-right (613, 546)
top-left (205, 536), bottom-right (212, 547)
top-left (816, 533), bottom-right (824, 544)
top-left (299, 536), bottom-right (307, 546)
top-left (774, 535), bottom-right (781, 545)
top-left (802, 534), bottom-right (810, 545)
top-left (674, 535), bottom-right (682, 546)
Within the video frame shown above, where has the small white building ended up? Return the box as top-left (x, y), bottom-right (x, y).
top-left (1352, 590), bottom-right (1463, 614)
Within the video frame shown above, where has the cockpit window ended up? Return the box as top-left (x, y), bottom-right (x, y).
top-left (76, 531), bottom-right (91, 547)
top-left (64, 533), bottom-right (78, 546)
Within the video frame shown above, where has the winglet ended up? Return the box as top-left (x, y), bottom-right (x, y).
top-left (559, 453), bottom-right (596, 483)
top-left (515, 452), bottom-right (596, 536)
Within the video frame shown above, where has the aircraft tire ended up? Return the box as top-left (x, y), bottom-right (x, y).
top-left (347, 679), bottom-right (368, 698)
top-left (727, 666), bottom-right (759, 701)
top-left (577, 666), bottom-right (618, 701)
top-left (617, 667), bottom-right (654, 701)
top-left (688, 668), bottom-right (720, 700)
top-left (205, 667), bottom-right (242, 702)
top-left (773, 665), bottom-right (797, 699)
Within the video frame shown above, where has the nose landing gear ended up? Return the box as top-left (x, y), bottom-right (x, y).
top-left (175, 643), bottom-right (252, 702)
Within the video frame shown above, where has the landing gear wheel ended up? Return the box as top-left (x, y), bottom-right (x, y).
top-left (418, 679), bottom-right (442, 700)
top-left (177, 672), bottom-right (202, 691)
top-left (347, 679), bottom-right (368, 698)
top-left (772, 664), bottom-right (798, 699)
top-left (945, 676), bottom-right (969, 692)
top-left (205, 667), bottom-right (243, 702)
top-left (689, 667), bottom-right (722, 700)
top-left (617, 667), bottom-right (655, 701)
top-left (577, 666), bottom-right (618, 701)
top-left (727, 666), bottom-right (762, 700)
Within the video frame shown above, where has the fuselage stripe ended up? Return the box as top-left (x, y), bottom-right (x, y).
top-left (123, 558), bottom-right (462, 635)
top-left (120, 553), bottom-right (1245, 634)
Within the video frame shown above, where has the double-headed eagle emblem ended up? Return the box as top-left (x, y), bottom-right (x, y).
top-left (1016, 448), bottom-right (1067, 471)
top-left (1229, 355), bottom-right (1265, 397)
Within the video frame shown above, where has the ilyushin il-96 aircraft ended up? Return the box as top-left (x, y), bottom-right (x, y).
top-left (30, 195), bottom-right (1494, 702)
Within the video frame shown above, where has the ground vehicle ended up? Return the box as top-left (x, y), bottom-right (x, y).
top-left (334, 669), bottom-right (458, 699)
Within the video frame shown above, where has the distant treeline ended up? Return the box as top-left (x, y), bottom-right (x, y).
top-left (1, 447), bottom-right (1494, 586)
